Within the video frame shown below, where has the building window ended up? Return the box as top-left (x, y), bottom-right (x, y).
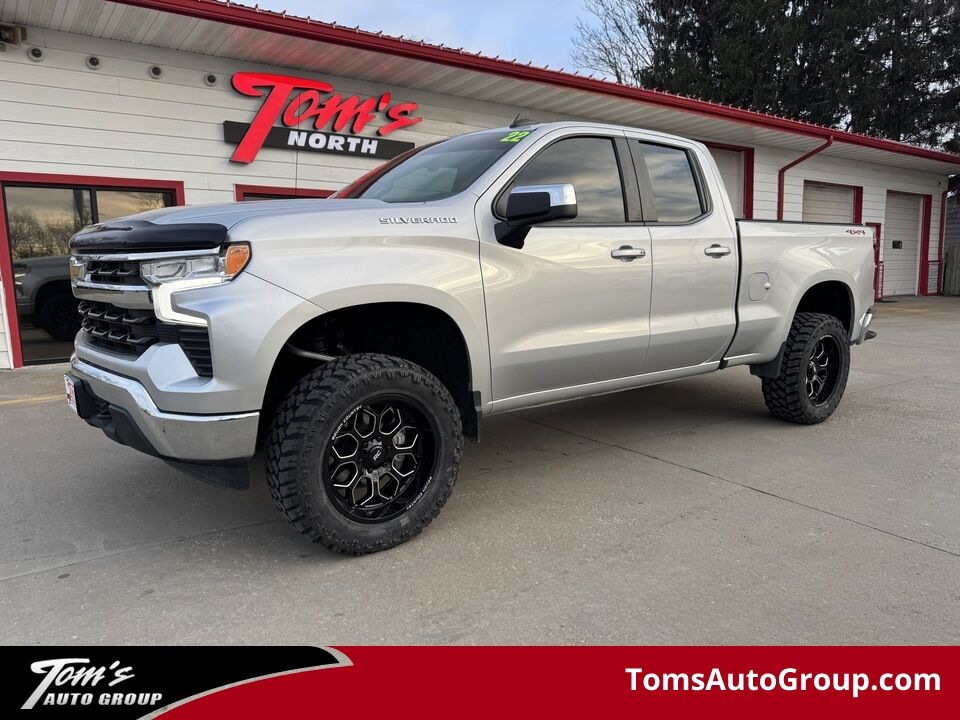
top-left (3, 183), bottom-right (176, 365)
top-left (235, 185), bottom-right (333, 201)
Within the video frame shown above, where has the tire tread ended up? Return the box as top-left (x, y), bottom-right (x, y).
top-left (264, 353), bottom-right (463, 554)
top-left (761, 312), bottom-right (849, 424)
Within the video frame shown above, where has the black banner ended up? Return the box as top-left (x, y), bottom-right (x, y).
top-left (223, 121), bottom-right (414, 160)
top-left (4, 646), bottom-right (344, 718)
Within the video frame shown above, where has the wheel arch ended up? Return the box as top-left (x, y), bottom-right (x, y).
top-left (261, 295), bottom-right (485, 440)
top-left (34, 278), bottom-right (73, 312)
top-left (794, 277), bottom-right (855, 334)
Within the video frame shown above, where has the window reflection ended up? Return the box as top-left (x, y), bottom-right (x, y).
top-left (5, 186), bottom-right (92, 261)
top-left (3, 185), bottom-right (174, 363)
top-left (635, 143), bottom-right (704, 222)
top-left (96, 190), bottom-right (170, 221)
top-left (511, 137), bottom-right (626, 223)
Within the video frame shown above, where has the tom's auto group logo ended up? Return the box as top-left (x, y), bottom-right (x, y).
top-left (5, 647), bottom-right (346, 719)
top-left (21, 658), bottom-right (161, 711)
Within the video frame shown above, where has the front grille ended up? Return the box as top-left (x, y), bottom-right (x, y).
top-left (85, 259), bottom-right (142, 285)
top-left (78, 300), bottom-right (157, 355)
top-left (78, 300), bottom-right (213, 376)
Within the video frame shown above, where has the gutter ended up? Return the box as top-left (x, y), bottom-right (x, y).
top-left (777, 137), bottom-right (833, 220)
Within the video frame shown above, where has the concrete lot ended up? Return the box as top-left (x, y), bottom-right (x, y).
top-left (1, 296), bottom-right (958, 645)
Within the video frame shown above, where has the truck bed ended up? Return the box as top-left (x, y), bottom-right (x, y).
top-left (725, 220), bottom-right (875, 366)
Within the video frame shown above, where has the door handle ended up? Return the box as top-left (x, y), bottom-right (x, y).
top-left (611, 245), bottom-right (647, 261)
top-left (704, 244), bottom-right (732, 258)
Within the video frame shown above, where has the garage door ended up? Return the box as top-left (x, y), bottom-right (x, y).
top-left (802, 182), bottom-right (854, 223)
top-left (709, 148), bottom-right (743, 218)
top-left (883, 192), bottom-right (922, 296)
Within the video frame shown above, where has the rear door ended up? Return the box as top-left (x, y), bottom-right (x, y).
top-left (627, 139), bottom-right (739, 373)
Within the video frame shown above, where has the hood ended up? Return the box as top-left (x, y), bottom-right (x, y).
top-left (69, 198), bottom-right (392, 253)
top-left (136, 198), bottom-right (391, 228)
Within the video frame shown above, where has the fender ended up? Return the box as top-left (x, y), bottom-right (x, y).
top-left (308, 283), bottom-right (492, 410)
top-left (789, 270), bottom-right (858, 335)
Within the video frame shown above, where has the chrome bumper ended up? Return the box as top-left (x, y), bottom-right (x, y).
top-left (853, 309), bottom-right (876, 345)
top-left (68, 356), bottom-right (259, 462)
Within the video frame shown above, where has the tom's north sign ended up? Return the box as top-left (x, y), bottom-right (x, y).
top-left (225, 71), bottom-right (420, 163)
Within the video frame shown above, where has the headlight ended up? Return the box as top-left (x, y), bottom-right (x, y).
top-left (140, 244), bottom-right (250, 285)
top-left (13, 263), bottom-right (29, 279)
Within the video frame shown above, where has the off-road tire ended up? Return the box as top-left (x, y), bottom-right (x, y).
top-left (762, 312), bottom-right (850, 425)
top-left (265, 353), bottom-right (463, 554)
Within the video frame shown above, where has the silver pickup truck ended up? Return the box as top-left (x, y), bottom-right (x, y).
top-left (66, 122), bottom-right (875, 553)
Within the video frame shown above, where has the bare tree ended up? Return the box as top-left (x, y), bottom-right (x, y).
top-left (572, 0), bottom-right (658, 85)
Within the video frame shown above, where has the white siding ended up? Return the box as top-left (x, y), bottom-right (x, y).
top-left (802, 182), bottom-right (854, 223)
top-left (0, 27), bottom-right (569, 201)
top-left (945, 194), bottom-right (960, 295)
top-left (947, 194), bottom-right (960, 248)
top-left (708, 148), bottom-right (743, 218)
top-left (752, 145), bottom-right (947, 295)
top-left (883, 192), bottom-right (923, 296)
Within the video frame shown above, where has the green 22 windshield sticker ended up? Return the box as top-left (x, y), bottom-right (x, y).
top-left (500, 130), bottom-right (532, 143)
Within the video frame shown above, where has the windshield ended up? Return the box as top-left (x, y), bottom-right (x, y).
top-left (336, 130), bottom-right (535, 203)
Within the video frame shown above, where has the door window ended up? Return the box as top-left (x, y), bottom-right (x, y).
top-left (504, 137), bottom-right (627, 223)
top-left (633, 142), bottom-right (706, 222)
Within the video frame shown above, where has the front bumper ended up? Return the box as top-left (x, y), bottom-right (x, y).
top-left (68, 356), bottom-right (259, 483)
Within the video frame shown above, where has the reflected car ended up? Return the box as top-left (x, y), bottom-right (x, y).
top-left (13, 255), bottom-right (81, 341)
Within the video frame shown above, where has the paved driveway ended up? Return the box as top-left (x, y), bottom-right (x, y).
top-left (1, 296), bottom-right (958, 644)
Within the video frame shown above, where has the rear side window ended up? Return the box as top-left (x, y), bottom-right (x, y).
top-left (503, 137), bottom-right (626, 223)
top-left (633, 142), bottom-right (706, 222)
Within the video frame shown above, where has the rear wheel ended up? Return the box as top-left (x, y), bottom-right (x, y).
top-left (762, 312), bottom-right (850, 424)
top-left (265, 353), bottom-right (463, 554)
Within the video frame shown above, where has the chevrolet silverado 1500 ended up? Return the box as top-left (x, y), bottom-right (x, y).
top-left (66, 122), bottom-right (876, 553)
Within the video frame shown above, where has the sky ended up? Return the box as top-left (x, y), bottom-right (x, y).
top-left (251, 0), bottom-right (586, 70)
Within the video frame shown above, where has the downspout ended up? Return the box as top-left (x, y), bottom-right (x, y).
top-left (777, 136), bottom-right (834, 220)
top-left (937, 189), bottom-right (947, 295)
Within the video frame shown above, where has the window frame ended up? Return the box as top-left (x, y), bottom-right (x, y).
top-left (627, 140), bottom-right (713, 225)
top-left (492, 133), bottom-right (641, 227)
top-left (235, 185), bottom-right (333, 201)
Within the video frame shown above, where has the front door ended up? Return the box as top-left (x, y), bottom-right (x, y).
top-left (479, 134), bottom-right (652, 403)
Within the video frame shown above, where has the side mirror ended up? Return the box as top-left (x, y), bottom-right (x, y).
top-left (496, 184), bottom-right (577, 248)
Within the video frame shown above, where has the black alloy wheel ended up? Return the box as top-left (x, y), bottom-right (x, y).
top-left (266, 353), bottom-right (463, 554)
top-left (324, 398), bottom-right (437, 523)
top-left (805, 335), bottom-right (842, 406)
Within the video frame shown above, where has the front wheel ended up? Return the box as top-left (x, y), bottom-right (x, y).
top-left (265, 353), bottom-right (463, 554)
top-left (762, 312), bottom-right (851, 424)
top-left (37, 293), bottom-right (81, 341)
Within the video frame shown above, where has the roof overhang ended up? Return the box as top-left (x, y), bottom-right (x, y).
top-left (5, 0), bottom-right (960, 175)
